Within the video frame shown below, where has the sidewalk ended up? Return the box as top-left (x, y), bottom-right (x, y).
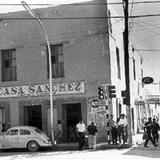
top-left (53, 133), bottom-right (144, 151)
top-left (96, 132), bottom-right (144, 149)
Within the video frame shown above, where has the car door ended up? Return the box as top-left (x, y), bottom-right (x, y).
top-left (4, 129), bottom-right (19, 148)
top-left (19, 129), bottom-right (32, 148)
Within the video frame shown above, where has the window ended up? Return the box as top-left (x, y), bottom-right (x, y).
top-left (0, 108), bottom-right (5, 132)
top-left (6, 129), bottom-right (18, 136)
top-left (141, 69), bottom-right (144, 88)
top-left (35, 128), bottom-right (43, 134)
top-left (140, 58), bottom-right (143, 65)
top-left (116, 47), bottom-right (121, 79)
top-left (20, 129), bottom-right (31, 135)
top-left (1, 49), bottom-right (17, 82)
top-left (133, 59), bottom-right (136, 80)
top-left (47, 44), bottom-right (64, 78)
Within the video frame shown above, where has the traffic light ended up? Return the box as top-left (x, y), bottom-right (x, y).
top-left (121, 90), bottom-right (128, 105)
top-left (108, 85), bottom-right (116, 98)
top-left (98, 86), bottom-right (105, 100)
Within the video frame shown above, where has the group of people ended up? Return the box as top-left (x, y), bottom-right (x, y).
top-left (109, 114), bottom-right (128, 145)
top-left (76, 118), bottom-right (98, 150)
top-left (143, 117), bottom-right (160, 147)
top-left (75, 114), bottom-right (128, 150)
top-left (55, 114), bottom-right (128, 151)
top-left (55, 119), bottom-right (98, 150)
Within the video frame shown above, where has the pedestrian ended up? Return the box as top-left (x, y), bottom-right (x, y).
top-left (117, 116), bottom-right (121, 143)
top-left (68, 125), bottom-right (76, 142)
top-left (152, 118), bottom-right (160, 144)
top-left (76, 118), bottom-right (86, 150)
top-left (117, 114), bottom-right (128, 145)
top-left (109, 115), bottom-right (118, 145)
top-left (144, 117), bottom-right (158, 147)
top-left (87, 122), bottom-right (98, 150)
top-left (56, 120), bottom-right (63, 143)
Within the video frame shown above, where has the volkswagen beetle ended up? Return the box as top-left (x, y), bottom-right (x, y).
top-left (0, 126), bottom-right (52, 152)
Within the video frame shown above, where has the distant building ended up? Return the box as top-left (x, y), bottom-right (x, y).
top-left (0, 0), bottom-right (145, 143)
top-left (108, 1), bottom-right (145, 134)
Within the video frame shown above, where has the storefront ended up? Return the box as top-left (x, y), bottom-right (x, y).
top-left (0, 81), bottom-right (87, 142)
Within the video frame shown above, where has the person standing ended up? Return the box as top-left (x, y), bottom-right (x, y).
top-left (87, 122), bottom-right (98, 150)
top-left (144, 117), bottom-right (158, 147)
top-left (56, 120), bottom-right (63, 143)
top-left (152, 118), bottom-right (159, 144)
top-left (76, 118), bottom-right (86, 150)
top-left (109, 115), bottom-right (118, 145)
top-left (117, 114), bottom-right (128, 145)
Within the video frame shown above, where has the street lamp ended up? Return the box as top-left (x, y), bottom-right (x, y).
top-left (21, 1), bottom-right (55, 143)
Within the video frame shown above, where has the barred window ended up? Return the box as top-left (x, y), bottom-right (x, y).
top-left (116, 47), bottom-right (121, 79)
top-left (47, 44), bottom-right (64, 78)
top-left (1, 49), bottom-right (17, 82)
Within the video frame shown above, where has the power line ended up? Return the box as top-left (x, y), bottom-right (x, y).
top-left (135, 49), bottom-right (160, 52)
top-left (0, 1), bottom-right (160, 5)
top-left (0, 3), bottom-right (123, 6)
top-left (131, 13), bottom-right (160, 18)
top-left (2, 13), bottom-right (160, 20)
top-left (0, 16), bottom-right (144, 20)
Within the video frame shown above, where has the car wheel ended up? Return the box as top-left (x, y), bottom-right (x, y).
top-left (27, 141), bottom-right (39, 152)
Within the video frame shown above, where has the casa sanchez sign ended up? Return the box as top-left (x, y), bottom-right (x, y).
top-left (0, 81), bottom-right (85, 98)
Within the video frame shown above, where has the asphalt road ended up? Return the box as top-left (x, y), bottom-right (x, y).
top-left (0, 142), bottom-right (160, 160)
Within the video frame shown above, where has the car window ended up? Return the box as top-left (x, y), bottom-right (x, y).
top-left (20, 129), bottom-right (31, 135)
top-left (6, 129), bottom-right (18, 136)
top-left (35, 128), bottom-right (43, 134)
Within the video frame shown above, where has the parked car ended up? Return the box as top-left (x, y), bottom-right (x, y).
top-left (0, 126), bottom-right (52, 152)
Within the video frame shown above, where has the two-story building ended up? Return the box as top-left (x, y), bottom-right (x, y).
top-left (0, 0), bottom-right (112, 142)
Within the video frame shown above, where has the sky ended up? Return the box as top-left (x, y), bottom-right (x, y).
top-left (0, 0), bottom-right (90, 13)
top-left (129, 0), bottom-right (160, 94)
top-left (107, 0), bottom-right (160, 95)
top-left (0, 0), bottom-right (160, 94)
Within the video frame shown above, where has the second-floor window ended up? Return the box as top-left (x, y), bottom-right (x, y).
top-left (1, 49), bottom-right (17, 82)
top-left (47, 44), bottom-right (64, 78)
top-left (133, 58), bottom-right (136, 80)
top-left (116, 47), bottom-right (121, 79)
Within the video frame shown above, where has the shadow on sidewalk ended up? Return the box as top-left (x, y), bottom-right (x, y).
top-left (123, 142), bottom-right (160, 158)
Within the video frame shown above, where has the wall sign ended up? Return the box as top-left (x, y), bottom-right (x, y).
top-left (91, 98), bottom-right (100, 108)
top-left (142, 77), bottom-right (153, 84)
top-left (0, 81), bottom-right (85, 98)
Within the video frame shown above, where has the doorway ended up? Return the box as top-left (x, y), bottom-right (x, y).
top-left (23, 105), bottom-right (42, 130)
top-left (62, 103), bottom-right (81, 142)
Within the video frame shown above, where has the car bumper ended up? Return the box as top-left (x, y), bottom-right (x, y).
top-left (40, 142), bottom-right (52, 147)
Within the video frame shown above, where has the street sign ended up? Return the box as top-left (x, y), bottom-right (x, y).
top-left (91, 98), bottom-right (100, 108)
top-left (142, 77), bottom-right (153, 84)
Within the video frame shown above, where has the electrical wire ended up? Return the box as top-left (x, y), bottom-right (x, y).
top-left (2, 13), bottom-right (160, 20)
top-left (0, 1), bottom-right (160, 5)
top-left (134, 49), bottom-right (160, 52)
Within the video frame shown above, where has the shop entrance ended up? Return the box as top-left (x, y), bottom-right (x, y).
top-left (62, 103), bottom-right (81, 142)
top-left (23, 105), bottom-right (42, 130)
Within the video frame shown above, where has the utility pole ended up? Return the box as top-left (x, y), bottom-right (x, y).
top-left (123, 0), bottom-right (133, 147)
top-left (21, 1), bottom-right (55, 143)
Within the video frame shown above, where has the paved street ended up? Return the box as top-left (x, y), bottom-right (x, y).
top-left (0, 136), bottom-right (160, 160)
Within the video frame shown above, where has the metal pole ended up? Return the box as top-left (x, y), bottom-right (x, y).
top-left (21, 1), bottom-right (54, 143)
top-left (123, 0), bottom-right (132, 147)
